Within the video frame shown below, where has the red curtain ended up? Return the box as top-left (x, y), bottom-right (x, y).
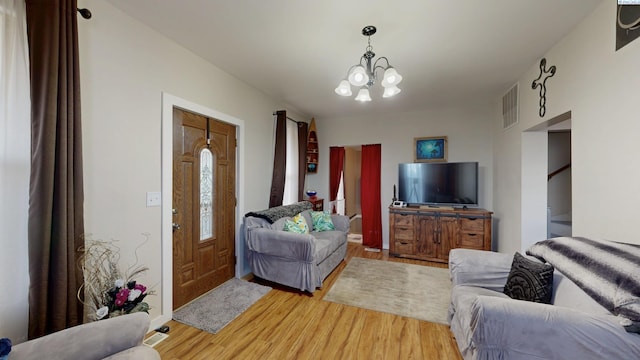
top-left (329, 147), bottom-right (345, 213)
top-left (361, 144), bottom-right (382, 249)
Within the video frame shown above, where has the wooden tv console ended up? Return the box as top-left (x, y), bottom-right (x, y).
top-left (389, 206), bottom-right (492, 263)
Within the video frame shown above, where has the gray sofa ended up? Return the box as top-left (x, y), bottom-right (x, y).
top-left (448, 237), bottom-right (640, 360)
top-left (10, 312), bottom-right (159, 360)
top-left (244, 201), bottom-right (349, 292)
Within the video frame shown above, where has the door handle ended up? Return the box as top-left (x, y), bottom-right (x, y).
top-left (172, 223), bottom-right (181, 231)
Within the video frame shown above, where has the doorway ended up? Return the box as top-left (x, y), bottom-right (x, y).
top-left (521, 111), bottom-right (572, 251)
top-left (172, 107), bottom-right (236, 309)
top-left (333, 144), bottom-right (382, 249)
top-left (547, 131), bottom-right (572, 237)
top-left (343, 146), bottom-right (362, 240)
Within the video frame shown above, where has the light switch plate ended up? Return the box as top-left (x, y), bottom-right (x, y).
top-left (146, 192), bottom-right (161, 207)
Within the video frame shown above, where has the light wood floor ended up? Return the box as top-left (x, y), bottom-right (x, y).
top-left (153, 242), bottom-right (463, 359)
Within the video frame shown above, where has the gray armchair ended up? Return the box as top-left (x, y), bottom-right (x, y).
top-left (448, 248), bottom-right (640, 360)
top-left (11, 312), bottom-right (159, 360)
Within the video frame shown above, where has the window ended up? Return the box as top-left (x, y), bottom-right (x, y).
top-left (282, 120), bottom-right (299, 205)
top-left (200, 148), bottom-right (213, 240)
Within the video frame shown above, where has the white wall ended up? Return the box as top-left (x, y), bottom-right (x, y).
top-left (78, 0), bottom-right (306, 328)
top-left (521, 131), bottom-right (549, 251)
top-left (493, 1), bottom-right (640, 252)
top-left (307, 105), bottom-right (494, 249)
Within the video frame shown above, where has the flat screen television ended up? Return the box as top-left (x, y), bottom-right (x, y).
top-left (397, 162), bottom-right (478, 207)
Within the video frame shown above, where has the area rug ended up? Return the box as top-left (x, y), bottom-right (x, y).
top-left (324, 257), bottom-right (451, 324)
top-left (173, 278), bottom-right (271, 334)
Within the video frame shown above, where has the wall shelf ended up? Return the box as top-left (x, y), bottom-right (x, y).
top-left (306, 118), bottom-right (318, 173)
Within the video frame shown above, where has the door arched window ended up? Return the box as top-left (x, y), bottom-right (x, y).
top-left (200, 148), bottom-right (214, 240)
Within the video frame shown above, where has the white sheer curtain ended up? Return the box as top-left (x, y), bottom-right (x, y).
top-left (282, 120), bottom-right (299, 205)
top-left (0, 0), bottom-right (31, 343)
top-left (336, 172), bottom-right (345, 215)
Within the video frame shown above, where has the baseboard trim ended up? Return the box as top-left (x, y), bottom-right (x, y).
top-left (150, 314), bottom-right (172, 333)
top-left (242, 272), bottom-right (255, 281)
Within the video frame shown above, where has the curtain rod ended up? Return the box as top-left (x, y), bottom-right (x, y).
top-left (272, 112), bottom-right (299, 123)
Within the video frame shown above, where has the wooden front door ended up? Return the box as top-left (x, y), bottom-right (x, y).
top-left (172, 107), bottom-right (236, 309)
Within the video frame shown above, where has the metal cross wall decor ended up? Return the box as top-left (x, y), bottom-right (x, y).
top-left (531, 58), bottom-right (556, 117)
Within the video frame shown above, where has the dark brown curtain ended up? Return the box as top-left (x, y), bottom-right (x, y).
top-left (296, 121), bottom-right (308, 201)
top-left (329, 147), bottom-right (345, 213)
top-left (361, 144), bottom-right (382, 249)
top-left (269, 110), bottom-right (287, 207)
top-left (26, 0), bottom-right (85, 338)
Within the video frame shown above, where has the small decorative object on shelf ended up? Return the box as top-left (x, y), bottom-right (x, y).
top-left (306, 189), bottom-right (317, 199)
top-left (0, 338), bottom-right (11, 360)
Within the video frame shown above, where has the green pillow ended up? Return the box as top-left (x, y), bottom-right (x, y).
top-left (283, 213), bottom-right (309, 234)
top-left (311, 211), bottom-right (335, 232)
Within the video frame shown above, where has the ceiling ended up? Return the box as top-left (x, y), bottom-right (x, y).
top-left (106, 0), bottom-right (602, 119)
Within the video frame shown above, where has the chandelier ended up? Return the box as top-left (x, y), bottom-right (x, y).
top-left (334, 26), bottom-right (403, 102)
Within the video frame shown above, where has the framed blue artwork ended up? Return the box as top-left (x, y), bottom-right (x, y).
top-left (414, 136), bottom-right (447, 162)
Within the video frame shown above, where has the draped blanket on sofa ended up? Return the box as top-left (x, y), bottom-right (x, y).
top-left (527, 237), bottom-right (640, 322)
top-left (245, 201), bottom-right (312, 224)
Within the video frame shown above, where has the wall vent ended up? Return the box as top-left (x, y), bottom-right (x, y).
top-left (502, 83), bottom-right (519, 129)
top-left (143, 332), bottom-right (169, 347)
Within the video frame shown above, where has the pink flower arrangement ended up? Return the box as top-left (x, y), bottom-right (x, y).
top-left (114, 288), bottom-right (130, 307)
top-left (78, 236), bottom-right (154, 321)
top-left (96, 279), bottom-right (150, 320)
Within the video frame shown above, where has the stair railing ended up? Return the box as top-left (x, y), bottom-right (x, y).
top-left (548, 163), bottom-right (571, 181)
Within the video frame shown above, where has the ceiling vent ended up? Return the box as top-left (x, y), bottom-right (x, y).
top-left (502, 83), bottom-right (519, 129)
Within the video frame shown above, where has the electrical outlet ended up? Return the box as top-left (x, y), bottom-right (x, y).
top-left (146, 192), bottom-right (161, 207)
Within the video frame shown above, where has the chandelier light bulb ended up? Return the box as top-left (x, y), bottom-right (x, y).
top-left (381, 67), bottom-right (403, 87)
top-left (383, 85), bottom-right (401, 98)
top-left (348, 66), bottom-right (369, 87)
top-left (355, 88), bottom-right (372, 102)
top-left (334, 80), bottom-right (352, 96)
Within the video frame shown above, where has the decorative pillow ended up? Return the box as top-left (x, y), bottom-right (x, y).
top-left (310, 211), bottom-right (335, 232)
top-left (282, 213), bottom-right (309, 234)
top-left (503, 252), bottom-right (554, 304)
